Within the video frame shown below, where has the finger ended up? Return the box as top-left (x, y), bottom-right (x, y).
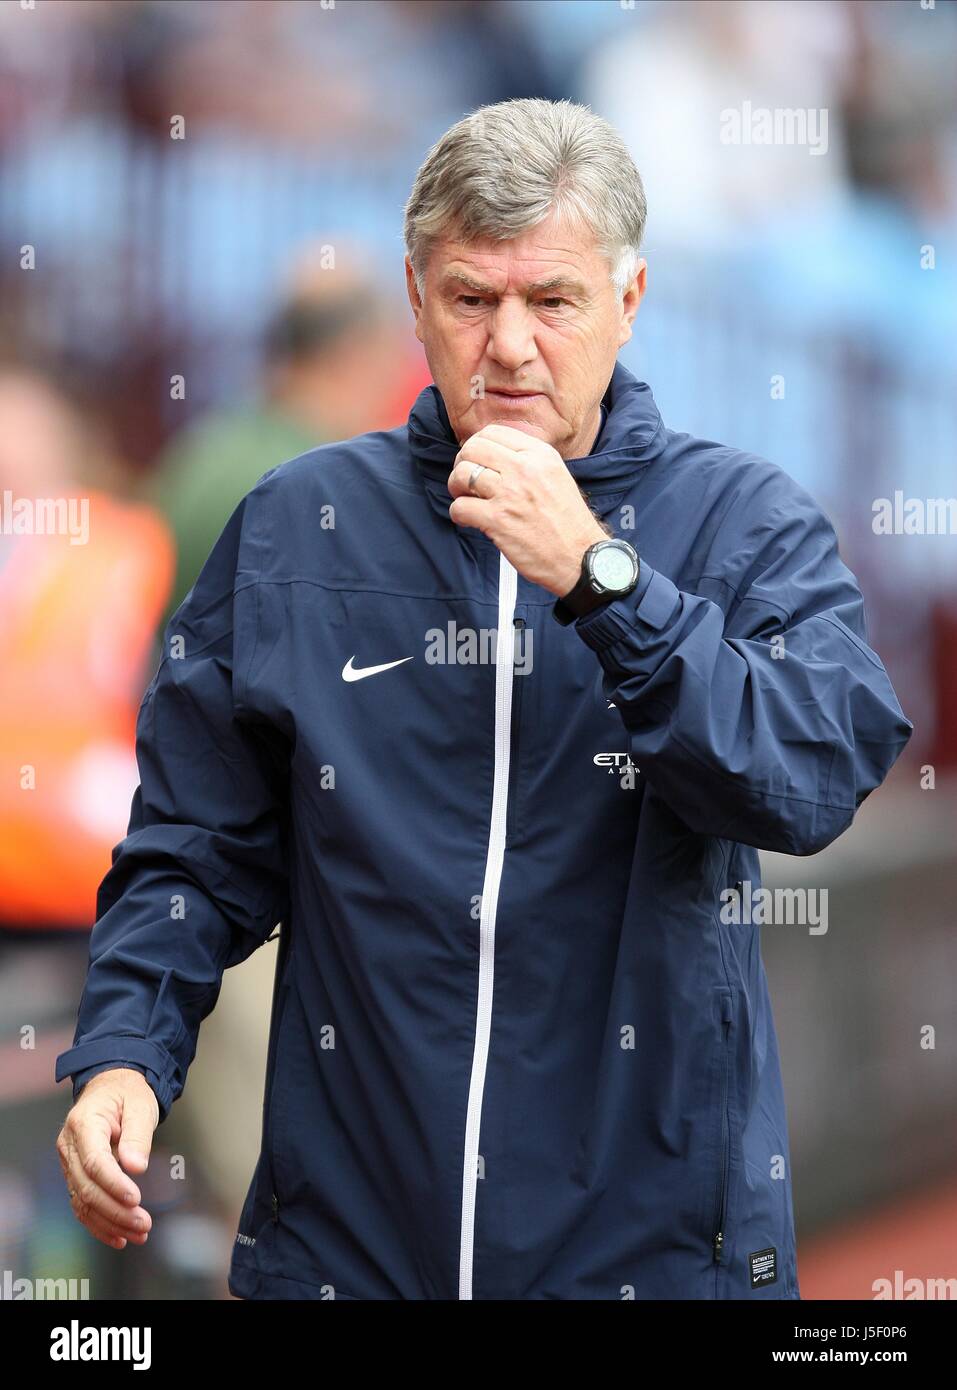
top-left (454, 435), bottom-right (516, 473)
top-left (448, 495), bottom-right (492, 533)
top-left (78, 1209), bottom-right (127, 1250)
top-left (447, 461), bottom-right (499, 500)
top-left (116, 1089), bottom-right (158, 1176)
top-left (88, 1225), bottom-right (128, 1251)
top-left (80, 1208), bottom-right (150, 1251)
top-left (72, 1105), bottom-right (144, 1209)
top-left (468, 422), bottom-right (535, 451)
top-left (66, 1149), bottom-right (153, 1233)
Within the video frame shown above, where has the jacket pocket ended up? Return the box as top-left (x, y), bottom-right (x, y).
top-left (711, 988), bottom-right (734, 1266)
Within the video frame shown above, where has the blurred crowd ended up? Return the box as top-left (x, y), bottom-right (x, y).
top-left (0, 0), bottom-right (955, 1299)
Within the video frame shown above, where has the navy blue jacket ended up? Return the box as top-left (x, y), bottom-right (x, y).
top-left (56, 362), bottom-right (912, 1299)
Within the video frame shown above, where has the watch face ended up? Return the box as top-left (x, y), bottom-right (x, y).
top-left (591, 543), bottom-right (636, 592)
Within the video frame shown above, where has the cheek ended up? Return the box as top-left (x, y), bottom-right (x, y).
top-left (566, 327), bottom-right (616, 390)
top-left (551, 318), bottom-right (604, 365)
top-left (546, 330), bottom-right (604, 402)
top-left (430, 314), bottom-right (487, 366)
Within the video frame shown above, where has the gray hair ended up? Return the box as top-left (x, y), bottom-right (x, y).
top-left (404, 98), bottom-right (646, 303)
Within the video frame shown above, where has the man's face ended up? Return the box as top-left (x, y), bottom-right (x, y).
top-left (405, 209), bottom-right (645, 460)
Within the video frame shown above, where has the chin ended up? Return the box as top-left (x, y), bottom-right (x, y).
top-left (477, 399), bottom-right (552, 433)
top-left (453, 399), bottom-right (553, 444)
top-left (486, 416), bottom-right (544, 437)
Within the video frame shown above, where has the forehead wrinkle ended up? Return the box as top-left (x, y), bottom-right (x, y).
top-left (440, 267), bottom-right (590, 297)
top-left (525, 274), bottom-right (588, 295)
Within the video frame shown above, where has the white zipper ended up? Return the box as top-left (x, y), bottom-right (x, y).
top-left (458, 549), bottom-right (518, 1300)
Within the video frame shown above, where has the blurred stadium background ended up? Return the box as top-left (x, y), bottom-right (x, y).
top-left (1, 0), bottom-right (955, 1301)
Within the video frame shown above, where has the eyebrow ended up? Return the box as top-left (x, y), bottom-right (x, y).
top-left (442, 271), bottom-right (588, 297)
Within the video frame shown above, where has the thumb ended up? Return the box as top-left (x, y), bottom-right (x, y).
top-left (116, 1091), bottom-right (158, 1174)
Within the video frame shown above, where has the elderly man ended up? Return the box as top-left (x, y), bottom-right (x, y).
top-left (56, 98), bottom-right (911, 1301)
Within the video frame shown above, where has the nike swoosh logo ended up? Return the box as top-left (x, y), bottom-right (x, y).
top-left (342, 655), bottom-right (414, 682)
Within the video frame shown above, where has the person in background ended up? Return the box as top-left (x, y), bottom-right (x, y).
top-left (145, 248), bottom-right (421, 627)
top-left (0, 367), bottom-right (174, 934)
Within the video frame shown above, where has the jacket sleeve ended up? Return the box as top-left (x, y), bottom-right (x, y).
top-left (573, 486), bottom-right (913, 855)
top-left (54, 480), bottom-right (290, 1122)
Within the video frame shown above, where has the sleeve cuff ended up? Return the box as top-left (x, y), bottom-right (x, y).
top-left (574, 564), bottom-right (681, 652)
top-left (55, 1038), bottom-right (176, 1122)
top-left (72, 1061), bottom-right (162, 1111)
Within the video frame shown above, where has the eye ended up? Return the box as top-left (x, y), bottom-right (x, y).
top-left (457, 295), bottom-right (485, 308)
top-left (538, 297), bottom-right (568, 310)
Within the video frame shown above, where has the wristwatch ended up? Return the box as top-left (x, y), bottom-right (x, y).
top-left (552, 537), bottom-right (640, 626)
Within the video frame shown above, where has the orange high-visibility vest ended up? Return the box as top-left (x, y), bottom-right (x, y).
top-left (0, 489), bottom-right (174, 928)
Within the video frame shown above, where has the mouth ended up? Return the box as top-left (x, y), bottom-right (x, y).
top-left (485, 389), bottom-right (545, 404)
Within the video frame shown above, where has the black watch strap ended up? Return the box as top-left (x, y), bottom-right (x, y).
top-left (553, 539), bottom-right (640, 626)
top-left (553, 574), bottom-right (610, 625)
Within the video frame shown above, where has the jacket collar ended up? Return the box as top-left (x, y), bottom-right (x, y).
top-left (408, 359), bottom-right (668, 492)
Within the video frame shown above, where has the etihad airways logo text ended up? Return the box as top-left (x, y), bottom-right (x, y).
top-left (594, 752), bottom-right (641, 787)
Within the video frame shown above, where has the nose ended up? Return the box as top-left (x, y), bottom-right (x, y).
top-left (485, 297), bottom-right (538, 373)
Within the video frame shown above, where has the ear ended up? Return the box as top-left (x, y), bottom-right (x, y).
top-left (405, 257), bottom-right (424, 343)
top-left (617, 258), bottom-right (647, 349)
